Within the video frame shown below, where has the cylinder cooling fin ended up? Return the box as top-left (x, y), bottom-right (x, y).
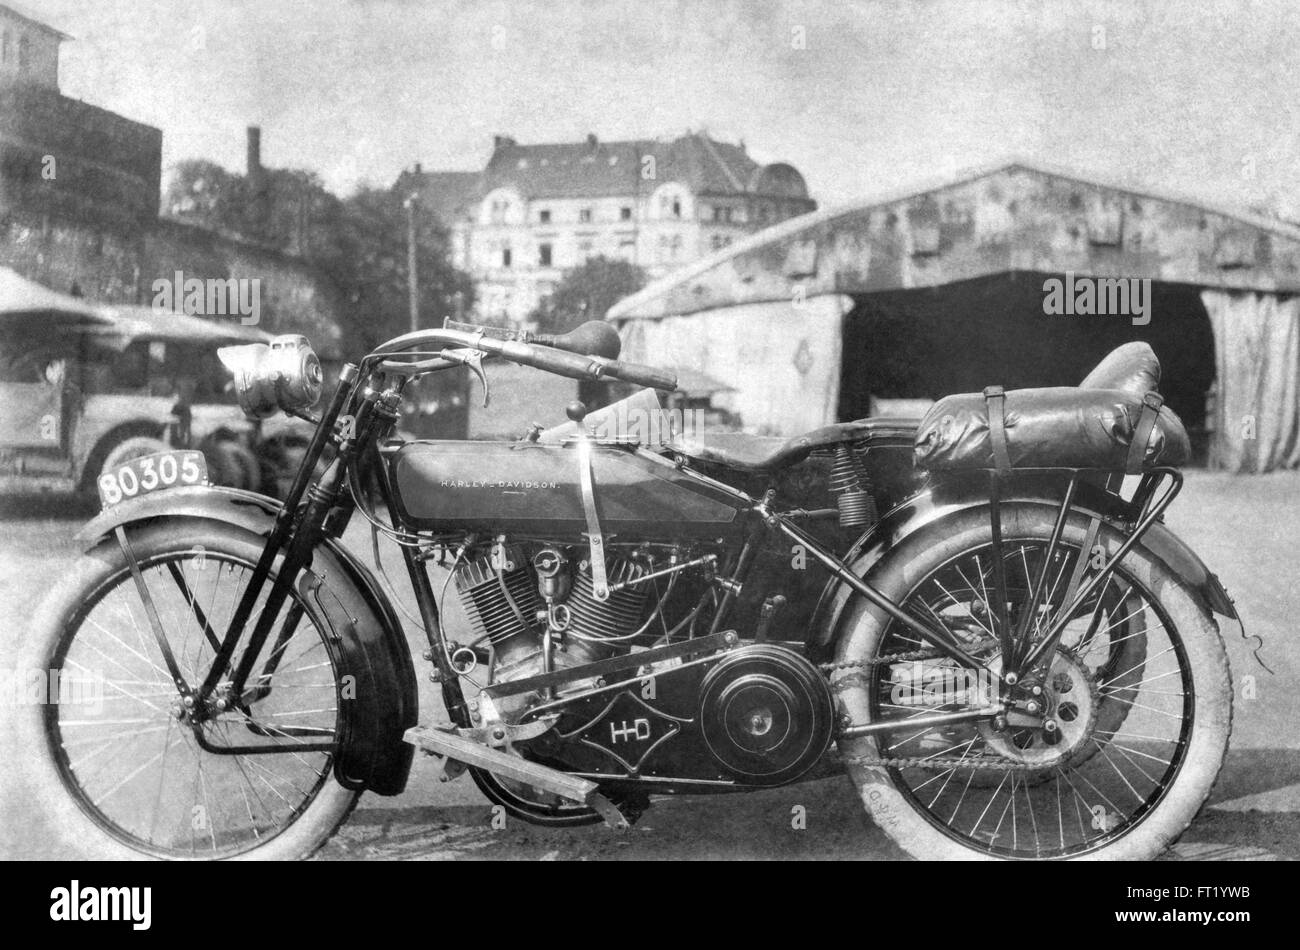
top-left (568, 556), bottom-right (649, 642)
top-left (453, 546), bottom-right (540, 644)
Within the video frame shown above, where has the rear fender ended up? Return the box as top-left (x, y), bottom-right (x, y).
top-left (75, 486), bottom-right (419, 795)
top-left (808, 473), bottom-right (1239, 654)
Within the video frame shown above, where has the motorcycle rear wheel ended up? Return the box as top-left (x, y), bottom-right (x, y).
top-left (833, 504), bottom-right (1231, 860)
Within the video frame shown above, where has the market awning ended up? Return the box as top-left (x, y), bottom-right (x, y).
top-left (0, 268), bottom-right (115, 331)
top-left (91, 304), bottom-right (270, 348)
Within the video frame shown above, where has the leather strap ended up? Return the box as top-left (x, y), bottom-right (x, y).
top-left (576, 436), bottom-right (610, 602)
top-left (983, 386), bottom-right (1012, 474)
top-left (1126, 391), bottom-right (1164, 474)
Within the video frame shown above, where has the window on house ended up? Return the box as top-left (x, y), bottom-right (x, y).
top-left (501, 246), bottom-right (512, 267)
top-left (578, 207), bottom-right (592, 223)
top-left (538, 243), bottom-right (552, 267)
top-left (18, 34), bottom-right (29, 69)
top-left (2, 31), bottom-right (10, 64)
top-left (620, 206), bottom-right (632, 221)
top-left (578, 240), bottom-right (593, 260)
top-left (672, 199), bottom-right (682, 219)
top-left (539, 209), bottom-right (551, 224)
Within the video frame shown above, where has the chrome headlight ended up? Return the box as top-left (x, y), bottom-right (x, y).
top-left (217, 334), bottom-right (323, 419)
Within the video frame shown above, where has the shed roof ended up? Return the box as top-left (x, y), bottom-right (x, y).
top-left (609, 158), bottom-right (1300, 321)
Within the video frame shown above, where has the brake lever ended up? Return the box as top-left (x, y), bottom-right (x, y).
top-left (441, 347), bottom-right (490, 408)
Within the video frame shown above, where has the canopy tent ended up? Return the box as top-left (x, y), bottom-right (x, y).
top-left (608, 160), bottom-right (1300, 472)
top-left (0, 267), bottom-right (115, 332)
top-left (90, 304), bottom-right (270, 349)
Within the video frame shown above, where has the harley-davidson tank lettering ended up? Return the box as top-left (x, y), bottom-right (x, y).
top-left (16, 319), bottom-right (1243, 860)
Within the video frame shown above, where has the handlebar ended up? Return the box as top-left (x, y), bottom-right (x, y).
top-left (369, 327), bottom-right (678, 392)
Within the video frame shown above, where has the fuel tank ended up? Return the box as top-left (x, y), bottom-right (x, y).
top-left (386, 440), bottom-right (749, 539)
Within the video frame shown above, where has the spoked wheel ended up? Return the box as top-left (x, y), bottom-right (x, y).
top-left (834, 505), bottom-right (1231, 860)
top-left (18, 521), bottom-right (359, 860)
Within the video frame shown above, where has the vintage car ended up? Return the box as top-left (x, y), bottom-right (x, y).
top-left (0, 269), bottom-right (309, 499)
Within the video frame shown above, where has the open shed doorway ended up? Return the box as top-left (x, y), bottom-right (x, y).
top-left (836, 272), bottom-right (1217, 462)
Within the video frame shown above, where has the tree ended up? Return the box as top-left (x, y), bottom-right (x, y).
top-left (162, 159), bottom-right (475, 356)
top-left (531, 256), bottom-right (647, 334)
top-left (327, 187), bottom-right (475, 354)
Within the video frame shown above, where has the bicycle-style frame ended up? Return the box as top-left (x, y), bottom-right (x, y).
top-left (110, 327), bottom-right (1185, 756)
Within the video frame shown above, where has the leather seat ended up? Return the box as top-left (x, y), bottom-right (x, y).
top-left (669, 418), bottom-right (918, 473)
top-left (913, 342), bottom-right (1191, 473)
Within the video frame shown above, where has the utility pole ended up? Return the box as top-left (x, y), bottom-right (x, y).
top-left (404, 191), bottom-right (420, 332)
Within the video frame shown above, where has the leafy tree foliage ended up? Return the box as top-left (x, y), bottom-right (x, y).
top-left (530, 256), bottom-right (646, 334)
top-left (162, 161), bottom-right (473, 354)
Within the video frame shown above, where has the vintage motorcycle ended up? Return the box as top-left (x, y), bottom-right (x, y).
top-left (19, 320), bottom-right (1240, 860)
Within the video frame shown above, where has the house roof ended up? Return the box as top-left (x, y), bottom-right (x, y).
top-left (483, 132), bottom-right (806, 201)
top-left (398, 132), bottom-right (813, 220)
top-left (396, 169), bottom-right (484, 225)
top-left (0, 3), bottom-right (72, 41)
top-left (609, 157), bottom-right (1300, 321)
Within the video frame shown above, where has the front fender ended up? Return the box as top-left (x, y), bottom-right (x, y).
top-left (808, 473), bottom-right (1239, 654)
top-left (76, 486), bottom-right (419, 796)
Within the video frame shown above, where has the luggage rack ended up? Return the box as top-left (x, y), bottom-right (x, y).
top-left (976, 464), bottom-right (1183, 676)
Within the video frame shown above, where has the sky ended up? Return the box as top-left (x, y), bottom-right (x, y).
top-left (31, 0), bottom-right (1300, 216)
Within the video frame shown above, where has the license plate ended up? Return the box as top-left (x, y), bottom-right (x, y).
top-left (97, 450), bottom-right (208, 509)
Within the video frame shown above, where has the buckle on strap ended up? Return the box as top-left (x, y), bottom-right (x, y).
top-left (575, 436), bottom-right (610, 602)
top-left (982, 385), bottom-right (1012, 474)
top-left (1126, 391), bottom-right (1165, 474)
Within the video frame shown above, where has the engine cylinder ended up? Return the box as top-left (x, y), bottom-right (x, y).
top-left (567, 557), bottom-right (649, 647)
top-left (453, 547), bottom-right (540, 644)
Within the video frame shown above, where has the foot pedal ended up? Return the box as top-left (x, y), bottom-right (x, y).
top-left (404, 726), bottom-right (628, 830)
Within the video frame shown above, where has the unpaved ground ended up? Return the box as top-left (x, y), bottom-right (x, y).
top-left (2, 471), bottom-right (1297, 860)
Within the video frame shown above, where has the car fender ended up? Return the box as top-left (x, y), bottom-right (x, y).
top-left (75, 485), bottom-right (418, 796)
top-left (808, 473), bottom-right (1240, 654)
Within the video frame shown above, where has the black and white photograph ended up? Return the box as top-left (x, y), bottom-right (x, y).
top-left (0, 0), bottom-right (1294, 897)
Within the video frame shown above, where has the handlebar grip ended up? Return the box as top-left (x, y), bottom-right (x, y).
top-left (598, 358), bottom-right (678, 392)
top-left (498, 340), bottom-right (605, 383)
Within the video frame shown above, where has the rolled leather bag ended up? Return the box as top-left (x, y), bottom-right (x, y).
top-left (913, 385), bottom-right (1190, 472)
top-left (1079, 341), bottom-right (1161, 394)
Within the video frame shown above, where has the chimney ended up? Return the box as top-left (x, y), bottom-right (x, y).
top-left (493, 134), bottom-right (516, 151)
top-left (586, 132), bottom-right (598, 149)
top-left (413, 162), bottom-right (422, 175)
top-left (246, 126), bottom-right (269, 242)
top-left (247, 126), bottom-right (262, 178)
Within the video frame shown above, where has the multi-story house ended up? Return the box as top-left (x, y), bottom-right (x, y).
top-left (397, 132), bottom-right (816, 324)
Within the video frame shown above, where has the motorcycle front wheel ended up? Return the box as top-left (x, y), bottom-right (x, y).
top-left (16, 520), bottom-right (359, 860)
top-left (832, 504), bottom-right (1232, 860)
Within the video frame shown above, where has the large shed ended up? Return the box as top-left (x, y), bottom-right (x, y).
top-left (608, 160), bottom-right (1300, 472)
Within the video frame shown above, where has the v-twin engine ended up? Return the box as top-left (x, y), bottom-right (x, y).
top-left (452, 543), bottom-right (651, 688)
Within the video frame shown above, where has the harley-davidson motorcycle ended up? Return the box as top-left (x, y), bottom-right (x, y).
top-left (19, 319), bottom-right (1242, 860)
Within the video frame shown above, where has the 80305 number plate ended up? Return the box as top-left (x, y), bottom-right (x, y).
top-left (97, 450), bottom-right (207, 509)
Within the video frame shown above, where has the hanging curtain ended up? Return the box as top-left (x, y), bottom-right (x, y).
top-left (1200, 289), bottom-right (1300, 472)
